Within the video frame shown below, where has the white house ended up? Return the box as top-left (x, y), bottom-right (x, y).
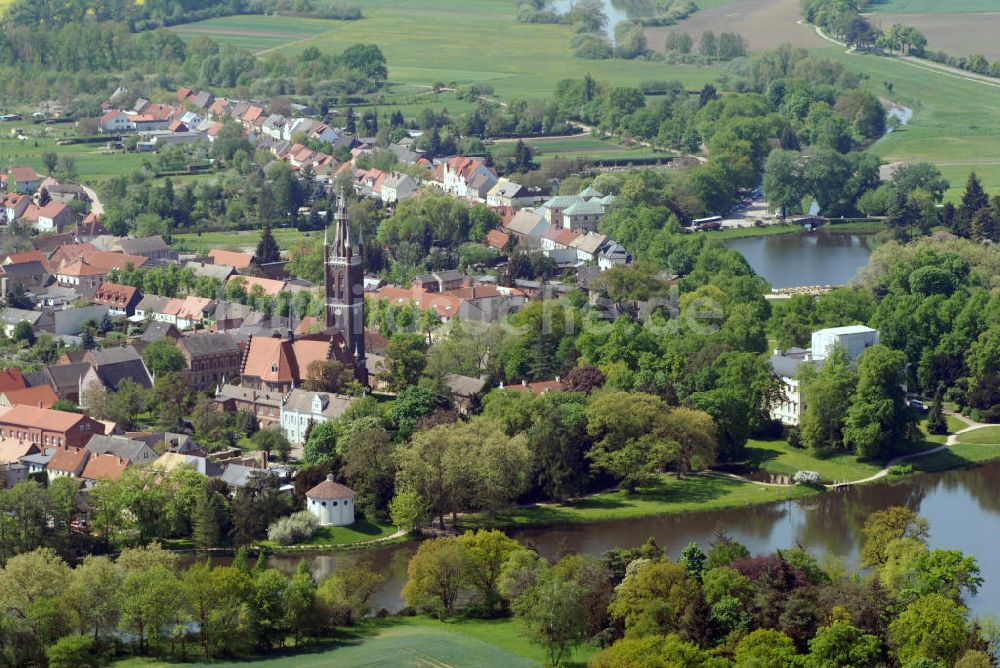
top-left (442, 156), bottom-right (496, 201)
top-left (811, 326), bottom-right (880, 363)
top-left (35, 202), bottom-right (74, 233)
top-left (280, 389), bottom-right (355, 444)
top-left (380, 172), bottom-right (417, 204)
top-left (306, 475), bottom-right (356, 526)
top-left (770, 326), bottom-right (881, 426)
top-left (99, 110), bottom-right (133, 133)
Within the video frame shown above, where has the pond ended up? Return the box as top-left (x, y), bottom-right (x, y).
top-left (252, 462), bottom-right (1000, 617)
top-left (551, 0), bottom-right (643, 40)
top-left (723, 228), bottom-right (874, 288)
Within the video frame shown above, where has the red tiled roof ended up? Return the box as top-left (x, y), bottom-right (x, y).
top-left (176, 86), bottom-right (193, 102)
top-left (5, 250), bottom-right (45, 265)
top-left (209, 249), bottom-right (255, 269)
top-left (235, 275), bottom-right (286, 297)
top-left (486, 230), bottom-right (510, 250)
top-left (47, 446), bottom-right (89, 473)
top-left (0, 369), bottom-right (26, 393)
top-left (0, 405), bottom-right (97, 432)
top-left (0, 437), bottom-right (38, 464)
top-left (81, 453), bottom-right (129, 482)
top-left (79, 248), bottom-right (147, 271)
top-left (59, 259), bottom-right (106, 277)
top-left (504, 379), bottom-right (564, 395)
top-left (1, 385), bottom-right (58, 408)
top-left (307, 477), bottom-right (355, 499)
top-left (93, 282), bottom-right (138, 306)
top-left (38, 201), bottom-right (69, 220)
top-left (8, 166), bottom-right (38, 183)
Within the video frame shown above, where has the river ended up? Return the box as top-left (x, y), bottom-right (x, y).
top-left (247, 462), bottom-right (1000, 617)
top-left (723, 228), bottom-right (874, 288)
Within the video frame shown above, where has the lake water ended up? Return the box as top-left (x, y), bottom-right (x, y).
top-left (552, 0), bottom-right (635, 40)
top-left (252, 462), bottom-right (1000, 617)
top-left (723, 229), bottom-right (873, 288)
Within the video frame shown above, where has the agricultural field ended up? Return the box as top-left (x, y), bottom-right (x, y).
top-left (867, 0), bottom-right (998, 13)
top-left (171, 228), bottom-right (314, 253)
top-left (649, 0), bottom-right (827, 52)
top-left (272, 0), bottom-right (725, 99)
top-left (170, 15), bottom-right (341, 52)
top-left (879, 12), bottom-right (1000, 61)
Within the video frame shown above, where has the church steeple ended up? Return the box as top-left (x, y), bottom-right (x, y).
top-left (324, 189), bottom-right (367, 385)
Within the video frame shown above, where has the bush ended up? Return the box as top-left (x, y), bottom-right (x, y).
top-left (792, 470), bottom-right (821, 485)
top-left (267, 511), bottom-right (320, 545)
top-left (47, 635), bottom-right (104, 668)
top-left (888, 463), bottom-right (915, 477)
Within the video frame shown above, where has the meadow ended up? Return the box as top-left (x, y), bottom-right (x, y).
top-left (270, 0), bottom-right (725, 98)
top-left (492, 134), bottom-right (665, 164)
top-left (820, 47), bottom-right (1000, 197)
top-left (0, 128), bottom-right (151, 183)
top-left (171, 228), bottom-right (314, 253)
top-left (170, 15), bottom-right (341, 52)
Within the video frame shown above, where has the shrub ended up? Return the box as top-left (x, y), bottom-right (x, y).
top-left (888, 463), bottom-right (915, 477)
top-left (267, 511), bottom-right (320, 545)
top-left (792, 470), bottom-right (821, 485)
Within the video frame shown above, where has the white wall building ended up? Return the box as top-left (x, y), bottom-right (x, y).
top-left (811, 326), bottom-right (880, 363)
top-left (305, 475), bottom-right (356, 526)
top-left (280, 390), bottom-right (356, 444)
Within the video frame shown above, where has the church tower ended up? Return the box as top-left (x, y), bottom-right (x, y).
top-left (325, 191), bottom-right (367, 384)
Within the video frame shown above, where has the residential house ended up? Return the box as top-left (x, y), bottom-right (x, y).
top-left (177, 332), bottom-right (243, 391)
top-left (209, 249), bottom-right (256, 270)
top-left (7, 167), bottom-right (40, 195)
top-left (47, 446), bottom-right (90, 480)
top-left (486, 229), bottom-right (510, 252)
top-left (210, 300), bottom-right (253, 331)
top-left (280, 389), bottom-right (356, 444)
top-left (504, 209), bottom-right (549, 249)
top-left (3, 193), bottom-right (31, 222)
top-left (85, 435), bottom-right (157, 466)
top-left (500, 378), bottom-right (565, 395)
top-left (443, 374), bottom-right (486, 415)
top-left (151, 451), bottom-right (223, 477)
top-left (80, 453), bottom-right (129, 484)
top-left (82, 346), bottom-right (153, 392)
top-left (380, 171), bottom-right (418, 204)
top-left (43, 183), bottom-right (88, 205)
top-left (186, 261), bottom-right (236, 282)
top-left (160, 295), bottom-right (215, 330)
top-left (114, 236), bottom-right (177, 263)
top-left (216, 383), bottom-right (285, 429)
top-left (568, 232), bottom-right (608, 263)
top-left (134, 294), bottom-right (171, 321)
top-left (0, 385), bottom-right (59, 409)
top-left (0, 260), bottom-right (53, 296)
top-left (0, 308), bottom-right (43, 336)
top-left (92, 282), bottom-right (141, 316)
top-left (99, 110), bottom-right (133, 133)
top-left (0, 369), bottom-right (26, 393)
top-left (190, 90), bottom-right (214, 110)
top-left (598, 241), bottom-right (632, 269)
top-left (0, 405), bottom-right (105, 447)
top-left (441, 156), bottom-right (497, 201)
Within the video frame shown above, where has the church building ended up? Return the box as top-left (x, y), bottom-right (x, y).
top-left (237, 192), bottom-right (368, 393)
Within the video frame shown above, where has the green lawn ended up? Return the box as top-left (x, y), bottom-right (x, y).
top-left (259, 520), bottom-right (397, 549)
top-left (113, 617), bottom-right (591, 668)
top-left (271, 0), bottom-right (724, 99)
top-left (745, 438), bottom-right (882, 483)
top-left (0, 131), bottom-right (150, 184)
top-left (957, 426), bottom-right (1000, 445)
top-left (171, 228), bottom-right (314, 253)
top-left (818, 46), bottom-right (1000, 198)
top-left (467, 473), bottom-right (816, 530)
top-left (868, 0), bottom-right (998, 13)
top-left (907, 443), bottom-right (1000, 473)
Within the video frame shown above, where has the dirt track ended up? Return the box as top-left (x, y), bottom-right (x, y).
top-left (646, 0), bottom-right (828, 52)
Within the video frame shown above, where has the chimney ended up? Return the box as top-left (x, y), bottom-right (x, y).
top-left (326, 473), bottom-right (334, 482)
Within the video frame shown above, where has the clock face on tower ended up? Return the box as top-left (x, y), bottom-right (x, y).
top-left (335, 308), bottom-right (343, 316)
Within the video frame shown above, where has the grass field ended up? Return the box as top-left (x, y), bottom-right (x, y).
top-left (267, 0), bottom-right (724, 99)
top-left (0, 128), bottom-right (151, 184)
top-left (258, 520), bottom-right (397, 550)
top-left (170, 16), bottom-right (342, 52)
top-left (493, 134), bottom-right (665, 164)
top-left (171, 228), bottom-right (314, 253)
top-left (907, 442), bottom-right (1000, 473)
top-left (818, 47), bottom-right (1000, 198)
top-left (957, 426), bottom-right (1000, 445)
top-left (114, 617), bottom-right (594, 668)
top-left (746, 438), bottom-right (883, 482)
top-left (467, 473), bottom-right (816, 530)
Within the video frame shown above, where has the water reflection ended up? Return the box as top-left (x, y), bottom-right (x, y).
top-left (193, 462), bottom-right (1000, 616)
top-left (723, 230), bottom-right (874, 288)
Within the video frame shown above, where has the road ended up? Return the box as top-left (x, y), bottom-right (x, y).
top-left (81, 185), bottom-right (104, 217)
